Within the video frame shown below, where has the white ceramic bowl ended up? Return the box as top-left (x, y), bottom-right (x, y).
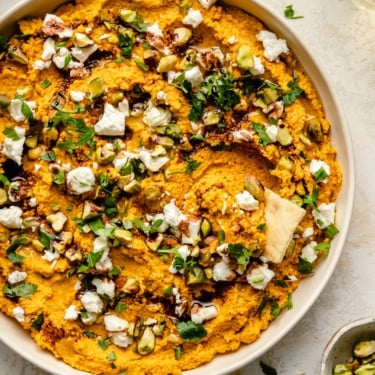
top-left (321, 317), bottom-right (375, 374)
top-left (0, 1), bottom-right (355, 374)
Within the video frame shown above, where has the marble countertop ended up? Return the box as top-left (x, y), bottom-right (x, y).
top-left (0, 0), bottom-right (374, 374)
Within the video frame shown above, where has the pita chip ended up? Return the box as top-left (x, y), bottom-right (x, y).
top-left (264, 188), bottom-right (306, 263)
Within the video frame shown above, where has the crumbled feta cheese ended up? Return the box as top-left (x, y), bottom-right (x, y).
top-left (104, 315), bottom-right (129, 332)
top-left (74, 280), bottom-right (82, 290)
top-left (265, 124), bottom-right (278, 142)
top-left (213, 260), bottom-right (236, 281)
top-left (250, 56), bottom-right (265, 75)
top-left (163, 200), bottom-right (185, 228)
top-left (143, 102), bottom-right (172, 128)
top-left (118, 98), bottom-right (130, 115)
top-left (1, 125), bottom-right (26, 165)
top-left (191, 304), bottom-right (218, 324)
top-left (198, 0), bottom-right (217, 9)
top-left (184, 66), bottom-right (203, 88)
top-left (81, 312), bottom-right (98, 325)
top-left (52, 47), bottom-right (82, 70)
top-left (70, 44), bottom-right (98, 63)
top-left (301, 241), bottom-right (318, 263)
top-left (0, 206), bottom-right (23, 229)
top-left (167, 71), bottom-right (178, 84)
top-left (70, 90), bottom-right (86, 102)
top-left (152, 213), bottom-right (169, 233)
top-left (112, 332), bottom-right (133, 348)
top-left (80, 291), bottom-right (103, 314)
top-left (66, 166), bottom-right (95, 194)
top-left (92, 278), bottom-right (115, 299)
top-left (34, 164), bottom-right (41, 172)
top-left (94, 103), bottom-right (126, 136)
top-left (309, 159), bottom-right (331, 183)
top-left (41, 250), bottom-right (60, 262)
top-left (93, 236), bottom-right (112, 272)
top-left (236, 190), bottom-right (259, 211)
top-left (181, 217), bottom-right (201, 245)
top-left (183, 8), bottom-right (203, 28)
top-left (147, 22), bottom-right (163, 37)
top-left (41, 37), bottom-right (56, 60)
top-left (9, 100), bottom-right (36, 123)
top-left (302, 227), bottom-right (314, 239)
top-left (156, 91), bottom-right (168, 102)
top-left (232, 129), bottom-right (254, 143)
top-left (169, 245), bottom-right (190, 274)
top-left (43, 14), bottom-right (73, 38)
top-left (112, 151), bottom-right (138, 171)
top-left (247, 265), bottom-right (275, 290)
top-left (312, 202), bottom-right (336, 229)
top-left (64, 305), bottom-right (79, 320)
top-left (13, 306), bottom-right (25, 322)
top-left (33, 60), bottom-right (51, 70)
top-left (228, 36), bottom-right (238, 45)
top-left (8, 270), bottom-right (27, 284)
top-left (138, 149), bottom-right (169, 172)
top-left (256, 30), bottom-right (288, 62)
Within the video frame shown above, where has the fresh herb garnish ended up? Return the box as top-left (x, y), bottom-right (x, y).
top-left (302, 186), bottom-right (319, 209)
top-left (39, 230), bottom-right (60, 250)
top-left (185, 160), bottom-right (201, 174)
top-left (298, 256), bottom-right (313, 274)
top-left (6, 235), bottom-right (29, 263)
top-left (313, 166), bottom-right (329, 183)
top-left (21, 101), bottom-right (35, 123)
top-left (3, 127), bottom-right (20, 140)
top-left (324, 223), bottom-right (339, 239)
top-left (252, 122), bottom-right (272, 146)
top-left (176, 320), bottom-right (207, 343)
top-left (3, 282), bottom-right (37, 299)
top-left (284, 5), bottom-right (303, 20)
top-left (314, 241), bottom-right (330, 255)
top-left (41, 79), bottom-right (51, 89)
top-left (114, 302), bottom-right (127, 312)
top-left (31, 312), bottom-right (44, 331)
top-left (78, 250), bottom-right (105, 273)
top-left (133, 218), bottom-right (163, 235)
top-left (56, 139), bottom-right (75, 154)
top-left (134, 58), bottom-right (149, 72)
top-left (0, 35), bottom-right (8, 53)
top-left (53, 170), bottom-right (65, 185)
top-left (175, 345), bottom-right (183, 360)
top-left (118, 32), bottom-right (133, 58)
top-left (41, 150), bottom-right (57, 162)
top-left (227, 243), bottom-right (250, 269)
top-left (282, 76), bottom-right (304, 105)
top-left (98, 336), bottom-right (112, 350)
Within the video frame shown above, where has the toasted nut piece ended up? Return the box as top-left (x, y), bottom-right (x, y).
top-left (119, 9), bottom-right (137, 24)
top-left (277, 156), bottom-right (295, 172)
top-left (285, 238), bottom-right (296, 258)
top-left (137, 327), bottom-right (155, 355)
top-left (146, 233), bottom-right (163, 251)
top-left (47, 212), bottom-right (67, 232)
top-left (172, 27), bottom-right (192, 46)
top-left (0, 188), bottom-right (8, 205)
top-left (200, 218), bottom-right (211, 237)
top-left (143, 185), bottom-right (161, 202)
top-left (96, 143), bottom-right (115, 164)
top-left (143, 49), bottom-right (160, 67)
top-left (123, 180), bottom-right (142, 194)
top-left (65, 246), bottom-right (83, 262)
top-left (113, 228), bottom-right (132, 244)
top-left (111, 90), bottom-right (124, 104)
top-left (28, 146), bottom-right (43, 160)
top-left (8, 45), bottom-right (28, 64)
top-left (236, 44), bottom-right (253, 70)
top-left (157, 55), bottom-right (178, 73)
top-left (276, 126), bottom-right (293, 146)
top-left (73, 32), bottom-right (95, 48)
top-left (187, 266), bottom-right (207, 284)
top-left (155, 135), bottom-right (174, 149)
top-left (122, 278), bottom-right (140, 294)
top-left (88, 77), bottom-right (105, 98)
top-left (81, 201), bottom-right (103, 220)
top-left (31, 239), bottom-right (45, 252)
top-left (202, 110), bottom-right (221, 126)
top-left (244, 175), bottom-right (264, 201)
top-left (42, 127), bottom-right (59, 147)
top-left (299, 134), bottom-right (311, 146)
top-left (353, 340), bottom-right (375, 358)
top-left (25, 134), bottom-right (39, 149)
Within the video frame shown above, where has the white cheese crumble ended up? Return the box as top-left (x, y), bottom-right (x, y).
top-left (1, 125), bottom-right (26, 165)
top-left (302, 227), bottom-right (314, 239)
top-left (265, 124), bottom-right (278, 142)
top-left (94, 103), bottom-right (126, 136)
top-left (13, 306), bottom-right (25, 322)
top-left (92, 278), bottom-right (115, 299)
top-left (33, 60), bottom-right (51, 70)
top-left (169, 245), bottom-right (190, 274)
top-left (236, 190), bottom-right (259, 211)
top-left (70, 90), bottom-right (86, 102)
top-left (41, 37), bottom-right (56, 60)
top-left (183, 9), bottom-right (203, 28)
top-left (41, 250), bottom-right (60, 263)
top-left (80, 291), bottom-right (103, 314)
top-left (143, 102), bottom-right (172, 128)
top-left (8, 271), bottom-right (27, 284)
top-left (156, 91), bottom-right (167, 101)
top-left (52, 47), bottom-right (82, 70)
top-left (198, 0), bottom-right (218, 9)
top-left (184, 66), bottom-right (203, 88)
top-left (138, 149), bottom-right (169, 172)
top-left (104, 315), bottom-right (129, 332)
top-left (9, 100), bottom-right (36, 123)
top-left (0, 206), bottom-right (23, 229)
top-left (66, 166), bottom-right (95, 194)
top-left (181, 217), bottom-right (201, 245)
top-left (256, 30), bottom-right (289, 62)
top-left (93, 236), bottom-right (112, 272)
top-left (191, 304), bottom-right (218, 324)
top-left (246, 265), bottom-right (275, 290)
top-left (228, 36), bottom-right (238, 45)
top-left (250, 56), bottom-right (265, 75)
top-left (70, 44), bottom-right (98, 63)
top-left (301, 241), bottom-right (318, 263)
top-left (43, 14), bottom-right (73, 38)
top-left (64, 305), bottom-right (79, 320)
top-left (112, 332), bottom-right (133, 348)
top-left (147, 22), bottom-right (163, 37)
top-left (213, 260), bottom-right (236, 281)
top-left (312, 202), bottom-right (336, 229)
top-left (163, 200), bottom-right (185, 228)
top-left (309, 159), bottom-right (331, 183)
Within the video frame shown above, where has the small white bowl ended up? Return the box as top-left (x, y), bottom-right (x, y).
top-left (321, 317), bottom-right (375, 375)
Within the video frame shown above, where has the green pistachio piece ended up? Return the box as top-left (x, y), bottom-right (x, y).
top-left (96, 144), bottom-right (116, 164)
top-left (88, 77), bottom-right (105, 99)
top-left (236, 44), bottom-right (253, 70)
top-left (113, 228), bottom-right (133, 244)
top-left (8, 45), bottom-right (28, 64)
top-left (137, 327), bottom-right (155, 355)
top-left (276, 126), bottom-right (293, 146)
top-left (73, 32), bottom-right (94, 48)
top-left (244, 175), bottom-right (264, 201)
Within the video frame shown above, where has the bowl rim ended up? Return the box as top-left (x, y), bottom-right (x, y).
top-left (0, 0), bottom-right (356, 374)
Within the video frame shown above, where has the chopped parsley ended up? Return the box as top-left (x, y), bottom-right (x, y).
top-left (134, 58), bottom-right (149, 72)
top-left (0, 35), bottom-right (8, 53)
top-left (41, 79), bottom-right (51, 89)
top-left (313, 166), bottom-right (329, 183)
top-left (325, 223), bottom-right (339, 239)
top-left (31, 312), bottom-right (44, 331)
top-left (3, 282), bottom-right (37, 299)
top-left (282, 76), bottom-right (304, 105)
top-left (176, 320), bottom-right (207, 343)
top-left (298, 256), bottom-right (313, 274)
top-left (6, 235), bottom-right (29, 263)
top-left (41, 150), bottom-right (57, 162)
top-left (252, 122), bottom-right (272, 146)
top-left (118, 32), bottom-right (133, 58)
top-left (185, 159), bottom-right (201, 174)
top-left (98, 336), bottom-right (112, 350)
top-left (302, 186), bottom-right (319, 209)
top-left (77, 249), bottom-right (105, 273)
top-left (227, 243), bottom-right (250, 270)
top-left (3, 127), bottom-right (20, 140)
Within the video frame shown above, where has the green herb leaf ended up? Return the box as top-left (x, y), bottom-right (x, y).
top-left (98, 336), bottom-right (112, 350)
top-left (118, 32), bottom-right (133, 59)
top-left (163, 285), bottom-right (173, 296)
top-left (41, 150), bottom-right (57, 162)
top-left (175, 345), bottom-right (183, 360)
top-left (84, 330), bottom-right (96, 338)
top-left (218, 230), bottom-right (225, 245)
top-left (185, 160), bottom-right (201, 174)
top-left (282, 77), bottom-right (304, 105)
top-left (252, 122), bottom-right (272, 146)
top-left (314, 241), bottom-right (330, 255)
top-left (134, 58), bottom-right (149, 71)
top-left (31, 312), bottom-right (44, 331)
top-left (260, 360), bottom-right (278, 375)
top-left (227, 243), bottom-right (250, 266)
top-left (324, 223), bottom-right (339, 239)
top-left (0, 35), bottom-right (8, 53)
top-left (41, 79), bottom-right (51, 89)
top-left (0, 174), bottom-right (10, 187)
top-left (21, 101), bottom-right (35, 122)
top-left (114, 302), bottom-right (127, 312)
top-left (57, 139), bottom-right (76, 154)
top-left (78, 250), bottom-right (105, 273)
top-left (6, 235), bottom-right (29, 263)
top-left (313, 166), bottom-right (329, 183)
top-left (3, 127), bottom-right (20, 140)
top-left (302, 185), bottom-right (319, 209)
top-left (3, 282), bottom-right (37, 299)
top-left (298, 256), bottom-right (313, 274)
top-left (39, 230), bottom-right (60, 250)
top-left (176, 320), bottom-right (207, 343)
top-left (284, 5), bottom-right (304, 20)
top-left (107, 351), bottom-right (116, 362)
top-left (53, 170), bottom-right (65, 185)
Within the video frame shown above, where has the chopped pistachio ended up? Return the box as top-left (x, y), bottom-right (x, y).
top-left (244, 175), bottom-right (264, 201)
top-left (113, 228), bottom-right (133, 244)
top-left (236, 44), bottom-right (253, 70)
top-left (143, 185), bottom-right (161, 201)
top-left (122, 179), bottom-right (142, 194)
top-left (202, 110), bottom-right (221, 126)
top-left (276, 126), bottom-right (293, 146)
top-left (122, 278), bottom-right (140, 294)
top-left (25, 134), bottom-right (39, 149)
top-left (111, 90), bottom-right (124, 104)
top-left (285, 239), bottom-right (296, 258)
top-left (47, 212), bottom-right (67, 232)
top-left (73, 32), bottom-right (95, 48)
top-left (353, 340), bottom-right (375, 358)
top-left (81, 201), bottom-right (101, 220)
top-left (28, 146), bottom-right (43, 160)
top-left (299, 133), bottom-right (311, 146)
top-left (119, 9), bottom-right (138, 24)
top-left (155, 135), bottom-right (174, 149)
top-left (146, 233), bottom-right (163, 251)
top-left (200, 218), bottom-right (211, 238)
top-left (65, 247), bottom-right (83, 262)
top-left (306, 118), bottom-right (323, 143)
top-left (42, 127), bottom-right (59, 147)
top-left (157, 55), bottom-right (178, 73)
top-left (96, 144), bottom-right (115, 164)
top-left (277, 156), bottom-right (295, 172)
top-left (0, 188), bottom-right (7, 205)
top-left (172, 27), bottom-right (192, 46)
top-left (88, 77), bottom-right (105, 99)
top-left (137, 327), bottom-right (155, 355)
top-left (291, 194), bottom-right (303, 206)
top-left (31, 239), bottom-right (45, 252)
top-left (187, 266), bottom-right (207, 284)
top-left (8, 45), bottom-right (28, 64)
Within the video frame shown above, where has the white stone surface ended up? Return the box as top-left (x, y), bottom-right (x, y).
top-left (0, 0), bottom-right (375, 374)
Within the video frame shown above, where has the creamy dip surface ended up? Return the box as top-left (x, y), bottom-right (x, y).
top-left (0, 0), bottom-right (342, 374)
